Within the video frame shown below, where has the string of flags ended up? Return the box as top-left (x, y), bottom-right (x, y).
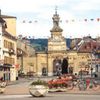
top-left (22, 18), bottom-right (100, 23)
top-left (65, 18), bottom-right (100, 23)
top-left (22, 20), bottom-right (38, 23)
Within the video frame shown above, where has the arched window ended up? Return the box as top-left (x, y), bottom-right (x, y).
top-left (42, 67), bottom-right (47, 76)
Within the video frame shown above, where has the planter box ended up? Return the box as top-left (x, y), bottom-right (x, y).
top-left (49, 88), bottom-right (66, 92)
top-left (0, 82), bottom-right (6, 93)
top-left (29, 85), bottom-right (48, 97)
top-left (0, 88), bottom-right (5, 93)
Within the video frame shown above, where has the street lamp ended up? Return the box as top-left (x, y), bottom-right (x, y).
top-left (90, 47), bottom-right (96, 78)
top-left (20, 50), bottom-right (23, 74)
top-left (80, 69), bottom-right (83, 80)
top-left (18, 50), bottom-right (23, 74)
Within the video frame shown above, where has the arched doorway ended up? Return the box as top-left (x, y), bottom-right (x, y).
top-left (53, 58), bottom-right (62, 76)
top-left (61, 58), bottom-right (69, 74)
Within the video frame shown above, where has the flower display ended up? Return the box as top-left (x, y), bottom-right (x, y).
top-left (48, 74), bottom-right (74, 89)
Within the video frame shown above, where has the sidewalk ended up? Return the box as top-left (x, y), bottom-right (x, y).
top-left (65, 88), bottom-right (100, 95)
top-left (3, 86), bottom-right (100, 95)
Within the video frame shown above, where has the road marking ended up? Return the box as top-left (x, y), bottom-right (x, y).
top-left (0, 95), bottom-right (31, 99)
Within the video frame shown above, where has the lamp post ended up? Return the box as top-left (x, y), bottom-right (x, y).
top-left (90, 47), bottom-right (96, 78)
top-left (20, 50), bottom-right (23, 74)
top-left (80, 69), bottom-right (83, 80)
top-left (21, 51), bottom-right (23, 74)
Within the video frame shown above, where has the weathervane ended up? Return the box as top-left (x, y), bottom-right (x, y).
top-left (55, 6), bottom-right (58, 14)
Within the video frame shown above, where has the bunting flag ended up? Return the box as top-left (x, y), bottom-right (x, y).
top-left (72, 19), bottom-right (75, 22)
top-left (22, 20), bottom-right (26, 23)
top-left (66, 20), bottom-right (69, 23)
top-left (90, 19), bottom-right (94, 21)
top-left (84, 19), bottom-right (87, 22)
top-left (34, 20), bottom-right (38, 23)
top-left (22, 17), bottom-right (100, 24)
top-left (97, 18), bottom-right (100, 22)
top-left (22, 20), bottom-right (38, 23)
top-left (29, 21), bottom-right (32, 23)
top-left (65, 18), bottom-right (100, 23)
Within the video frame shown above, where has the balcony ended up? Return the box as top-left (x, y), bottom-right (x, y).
top-left (9, 48), bottom-right (15, 55)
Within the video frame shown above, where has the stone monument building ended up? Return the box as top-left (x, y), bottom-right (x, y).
top-left (36, 9), bottom-right (69, 76)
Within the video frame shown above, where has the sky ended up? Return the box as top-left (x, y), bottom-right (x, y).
top-left (0, 0), bottom-right (100, 38)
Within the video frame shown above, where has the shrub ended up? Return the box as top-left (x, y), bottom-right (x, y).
top-left (30, 79), bottom-right (48, 86)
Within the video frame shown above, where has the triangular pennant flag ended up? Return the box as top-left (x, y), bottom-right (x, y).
top-left (72, 19), bottom-right (75, 22)
top-left (90, 19), bottom-right (94, 21)
top-left (66, 20), bottom-right (68, 23)
top-left (29, 21), bottom-right (32, 23)
top-left (97, 18), bottom-right (100, 22)
top-left (84, 19), bottom-right (87, 22)
top-left (34, 20), bottom-right (38, 23)
top-left (22, 20), bottom-right (25, 23)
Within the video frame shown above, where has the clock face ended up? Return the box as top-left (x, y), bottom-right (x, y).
top-left (55, 36), bottom-right (59, 40)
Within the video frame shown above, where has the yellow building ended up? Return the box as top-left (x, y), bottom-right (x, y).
top-left (1, 14), bottom-right (16, 36)
top-left (17, 38), bottom-right (36, 76)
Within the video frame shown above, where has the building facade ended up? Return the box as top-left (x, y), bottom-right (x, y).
top-left (0, 13), bottom-right (17, 81)
top-left (1, 13), bottom-right (16, 36)
top-left (35, 10), bottom-right (80, 76)
top-left (18, 10), bottom-right (100, 77)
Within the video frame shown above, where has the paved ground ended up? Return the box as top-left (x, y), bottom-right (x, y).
top-left (0, 77), bottom-right (99, 95)
top-left (0, 76), bottom-right (100, 100)
top-left (1, 78), bottom-right (100, 95)
top-left (0, 94), bottom-right (100, 100)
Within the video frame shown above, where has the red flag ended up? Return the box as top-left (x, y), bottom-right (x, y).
top-left (97, 18), bottom-right (100, 22)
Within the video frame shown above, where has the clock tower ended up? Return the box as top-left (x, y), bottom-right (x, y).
top-left (48, 8), bottom-right (67, 51)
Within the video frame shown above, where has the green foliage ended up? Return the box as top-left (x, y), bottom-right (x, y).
top-left (30, 79), bottom-right (48, 86)
top-left (29, 38), bottom-right (48, 51)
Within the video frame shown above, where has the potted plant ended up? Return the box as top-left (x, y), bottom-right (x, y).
top-left (29, 79), bottom-right (49, 97)
top-left (0, 82), bottom-right (6, 93)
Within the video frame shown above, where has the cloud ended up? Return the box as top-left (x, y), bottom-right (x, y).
top-left (1, 0), bottom-right (100, 38)
top-left (0, 0), bottom-right (66, 13)
top-left (72, 0), bottom-right (100, 11)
